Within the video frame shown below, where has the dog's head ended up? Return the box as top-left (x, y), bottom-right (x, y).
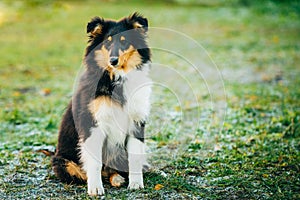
top-left (85, 12), bottom-right (150, 79)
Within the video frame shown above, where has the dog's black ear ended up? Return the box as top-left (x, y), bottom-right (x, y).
top-left (127, 12), bottom-right (148, 32)
top-left (87, 17), bottom-right (105, 37)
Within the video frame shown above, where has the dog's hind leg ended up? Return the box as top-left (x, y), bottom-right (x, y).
top-left (52, 101), bottom-right (86, 184)
top-left (52, 156), bottom-right (86, 184)
top-left (101, 166), bottom-right (126, 187)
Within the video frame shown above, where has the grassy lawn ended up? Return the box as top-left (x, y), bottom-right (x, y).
top-left (0, 0), bottom-right (299, 199)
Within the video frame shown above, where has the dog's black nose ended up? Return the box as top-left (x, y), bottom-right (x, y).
top-left (110, 57), bottom-right (119, 66)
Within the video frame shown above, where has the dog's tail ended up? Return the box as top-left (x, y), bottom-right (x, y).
top-left (36, 149), bottom-right (55, 156)
top-left (37, 149), bottom-right (87, 184)
top-left (52, 155), bottom-right (87, 184)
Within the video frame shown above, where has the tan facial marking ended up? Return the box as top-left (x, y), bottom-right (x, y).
top-left (95, 46), bottom-right (110, 69)
top-left (94, 46), bottom-right (116, 79)
top-left (107, 36), bottom-right (112, 41)
top-left (94, 40), bottom-right (142, 78)
top-left (117, 45), bottom-right (142, 73)
top-left (120, 36), bottom-right (125, 41)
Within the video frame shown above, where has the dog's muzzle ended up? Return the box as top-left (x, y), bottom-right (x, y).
top-left (110, 57), bottom-right (119, 67)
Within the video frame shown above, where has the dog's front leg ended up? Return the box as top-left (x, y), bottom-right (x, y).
top-left (81, 127), bottom-right (106, 196)
top-left (127, 136), bottom-right (145, 189)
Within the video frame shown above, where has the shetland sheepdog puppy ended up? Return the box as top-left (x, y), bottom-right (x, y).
top-left (52, 12), bottom-right (151, 196)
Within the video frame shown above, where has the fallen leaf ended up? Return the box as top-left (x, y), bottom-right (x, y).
top-left (280, 162), bottom-right (288, 167)
top-left (174, 105), bottom-right (181, 112)
top-left (154, 184), bottom-right (164, 191)
top-left (41, 88), bottom-right (51, 96)
top-left (13, 91), bottom-right (21, 97)
top-left (194, 139), bottom-right (201, 144)
top-left (214, 144), bottom-right (221, 151)
top-left (272, 35), bottom-right (279, 44)
top-left (262, 174), bottom-right (268, 178)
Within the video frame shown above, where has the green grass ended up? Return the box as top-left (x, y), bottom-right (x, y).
top-left (0, 0), bottom-right (299, 199)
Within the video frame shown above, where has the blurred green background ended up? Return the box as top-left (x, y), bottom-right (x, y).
top-left (0, 0), bottom-right (299, 199)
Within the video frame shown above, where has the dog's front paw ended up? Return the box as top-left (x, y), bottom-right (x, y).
top-left (128, 173), bottom-right (144, 190)
top-left (87, 179), bottom-right (105, 196)
top-left (128, 181), bottom-right (144, 190)
top-left (88, 184), bottom-right (105, 196)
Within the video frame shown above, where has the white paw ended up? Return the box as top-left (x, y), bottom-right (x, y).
top-left (87, 179), bottom-right (105, 196)
top-left (128, 181), bottom-right (144, 190)
top-left (110, 174), bottom-right (125, 187)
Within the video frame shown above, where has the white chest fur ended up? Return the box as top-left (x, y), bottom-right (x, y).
top-left (91, 63), bottom-right (152, 145)
top-left (124, 64), bottom-right (152, 122)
